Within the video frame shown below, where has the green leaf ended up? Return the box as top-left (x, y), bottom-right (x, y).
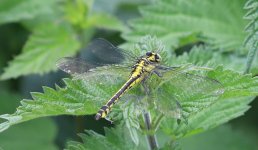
top-left (85, 13), bottom-right (126, 31)
top-left (123, 0), bottom-right (247, 50)
top-left (0, 69), bottom-right (128, 132)
top-left (160, 67), bottom-right (258, 138)
top-left (64, 0), bottom-right (92, 27)
top-left (66, 126), bottom-right (148, 150)
top-left (66, 126), bottom-right (182, 150)
top-left (160, 141), bottom-right (181, 150)
top-left (179, 44), bottom-right (258, 75)
top-left (0, 23), bottom-right (80, 80)
top-left (171, 45), bottom-right (248, 73)
top-left (0, 91), bottom-right (57, 150)
top-left (0, 118), bottom-right (57, 150)
top-left (122, 102), bottom-right (141, 145)
top-left (243, 0), bottom-right (258, 73)
top-left (64, 0), bottom-right (125, 31)
top-left (153, 65), bottom-right (224, 122)
top-left (0, 0), bottom-right (60, 25)
top-left (180, 125), bottom-right (258, 150)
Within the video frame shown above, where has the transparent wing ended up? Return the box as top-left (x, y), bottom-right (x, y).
top-left (56, 38), bottom-right (137, 76)
top-left (74, 65), bottom-right (131, 81)
top-left (56, 39), bottom-right (137, 76)
top-left (164, 73), bottom-right (224, 98)
top-left (87, 38), bottom-right (138, 64)
top-left (56, 57), bottom-right (97, 75)
top-left (154, 66), bottom-right (224, 121)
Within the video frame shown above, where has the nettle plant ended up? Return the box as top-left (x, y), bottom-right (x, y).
top-left (0, 0), bottom-right (257, 149)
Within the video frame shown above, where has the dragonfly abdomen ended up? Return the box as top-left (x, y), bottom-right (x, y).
top-left (95, 76), bottom-right (142, 120)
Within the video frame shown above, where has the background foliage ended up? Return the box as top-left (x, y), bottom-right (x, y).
top-left (0, 0), bottom-right (257, 149)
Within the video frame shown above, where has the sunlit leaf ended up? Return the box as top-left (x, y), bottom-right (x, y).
top-left (0, 68), bottom-right (128, 132)
top-left (85, 13), bottom-right (126, 31)
top-left (153, 65), bottom-right (224, 121)
top-left (160, 67), bottom-right (258, 138)
top-left (123, 0), bottom-right (247, 50)
top-left (66, 126), bottom-right (148, 150)
top-left (0, 0), bottom-right (60, 25)
top-left (243, 0), bottom-right (258, 73)
top-left (0, 23), bottom-right (80, 80)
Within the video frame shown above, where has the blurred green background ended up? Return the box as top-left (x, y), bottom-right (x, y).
top-left (0, 0), bottom-right (257, 149)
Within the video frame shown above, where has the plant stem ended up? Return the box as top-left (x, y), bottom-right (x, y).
top-left (143, 111), bottom-right (158, 150)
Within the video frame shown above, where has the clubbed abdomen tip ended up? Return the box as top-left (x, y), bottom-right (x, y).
top-left (95, 113), bottom-right (101, 120)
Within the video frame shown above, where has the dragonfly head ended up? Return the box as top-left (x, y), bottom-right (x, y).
top-left (145, 52), bottom-right (161, 63)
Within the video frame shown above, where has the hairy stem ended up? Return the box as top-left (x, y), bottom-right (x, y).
top-left (143, 111), bottom-right (158, 150)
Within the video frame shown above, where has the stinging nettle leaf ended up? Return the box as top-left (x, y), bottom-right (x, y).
top-left (160, 67), bottom-right (258, 139)
top-left (66, 126), bottom-right (148, 150)
top-left (123, 0), bottom-right (247, 51)
top-left (144, 64), bottom-right (221, 122)
top-left (0, 23), bottom-right (80, 80)
top-left (85, 13), bottom-right (126, 31)
top-left (0, 67), bottom-right (129, 132)
top-left (0, 0), bottom-right (61, 25)
top-left (243, 0), bottom-right (258, 73)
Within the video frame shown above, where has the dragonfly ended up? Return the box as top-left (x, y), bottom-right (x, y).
top-left (56, 38), bottom-right (224, 121)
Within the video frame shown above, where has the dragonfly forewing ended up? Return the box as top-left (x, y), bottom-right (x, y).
top-left (56, 39), bottom-right (137, 78)
top-left (87, 38), bottom-right (138, 64)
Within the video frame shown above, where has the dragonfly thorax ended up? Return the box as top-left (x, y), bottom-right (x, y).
top-left (145, 52), bottom-right (161, 63)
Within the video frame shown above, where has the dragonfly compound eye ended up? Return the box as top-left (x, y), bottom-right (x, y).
top-left (146, 52), bottom-right (152, 56)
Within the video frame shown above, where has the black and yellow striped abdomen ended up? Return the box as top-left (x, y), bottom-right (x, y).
top-left (95, 75), bottom-right (143, 120)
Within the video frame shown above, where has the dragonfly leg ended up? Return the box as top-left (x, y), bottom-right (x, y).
top-left (156, 65), bottom-right (178, 70)
top-left (153, 65), bottom-right (179, 77)
top-left (142, 75), bottom-right (151, 95)
top-left (105, 117), bottom-right (114, 124)
top-left (142, 80), bottom-right (150, 95)
top-left (153, 70), bottom-right (162, 77)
